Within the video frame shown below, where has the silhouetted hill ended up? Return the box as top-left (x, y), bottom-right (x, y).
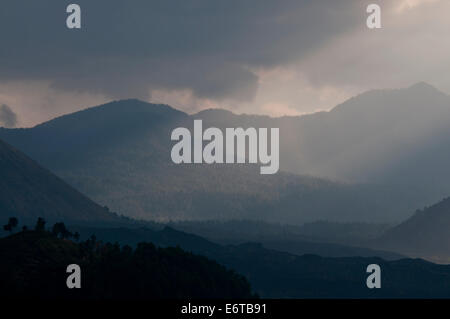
top-left (66, 225), bottom-right (450, 298)
top-left (376, 197), bottom-right (450, 263)
top-left (168, 220), bottom-right (401, 260)
top-left (4, 228), bottom-right (450, 298)
top-left (0, 230), bottom-right (254, 299)
top-left (0, 138), bottom-right (124, 225)
top-left (70, 224), bottom-right (403, 261)
top-left (71, 226), bottom-right (221, 258)
top-left (216, 243), bottom-right (450, 298)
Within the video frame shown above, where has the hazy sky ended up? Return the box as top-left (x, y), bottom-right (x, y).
top-left (0, 0), bottom-right (449, 127)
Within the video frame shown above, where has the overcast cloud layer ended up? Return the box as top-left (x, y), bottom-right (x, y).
top-left (0, 0), bottom-right (449, 126)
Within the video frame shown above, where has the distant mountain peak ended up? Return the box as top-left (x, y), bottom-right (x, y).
top-left (330, 82), bottom-right (448, 115)
top-left (194, 108), bottom-right (235, 117)
top-left (32, 99), bottom-right (187, 130)
top-left (88, 99), bottom-right (183, 115)
top-left (407, 82), bottom-right (439, 92)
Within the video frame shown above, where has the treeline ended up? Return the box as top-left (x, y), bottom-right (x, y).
top-left (3, 216), bottom-right (80, 240)
top-left (0, 217), bottom-right (255, 299)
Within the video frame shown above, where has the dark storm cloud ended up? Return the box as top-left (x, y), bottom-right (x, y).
top-left (0, 0), bottom-right (369, 101)
top-left (0, 104), bottom-right (18, 128)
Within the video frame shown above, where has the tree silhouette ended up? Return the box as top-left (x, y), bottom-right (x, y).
top-left (52, 222), bottom-right (64, 238)
top-left (0, 231), bottom-right (256, 299)
top-left (3, 217), bottom-right (18, 233)
top-left (35, 217), bottom-right (46, 232)
top-left (51, 222), bottom-right (73, 239)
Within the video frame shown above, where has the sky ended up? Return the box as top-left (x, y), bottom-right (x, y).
top-left (0, 0), bottom-right (449, 127)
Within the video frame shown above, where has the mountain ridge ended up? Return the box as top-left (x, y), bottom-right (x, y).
top-left (0, 138), bottom-right (124, 225)
top-left (376, 196), bottom-right (450, 263)
top-left (1, 83), bottom-right (450, 223)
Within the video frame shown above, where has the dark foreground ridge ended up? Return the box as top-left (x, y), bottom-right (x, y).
top-left (0, 230), bottom-right (254, 299)
top-left (3, 227), bottom-right (450, 298)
